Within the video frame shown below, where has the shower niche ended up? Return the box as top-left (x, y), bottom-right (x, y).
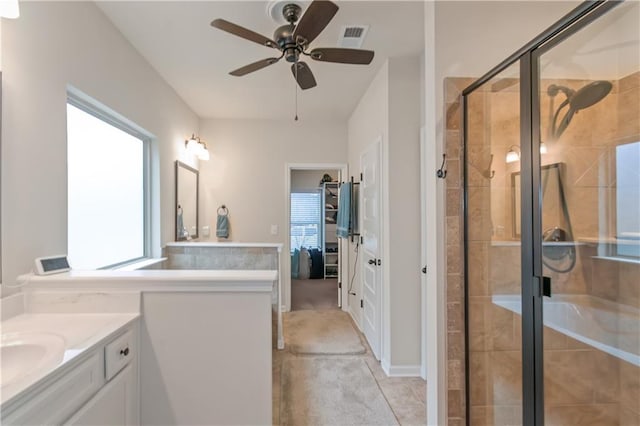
top-left (461, 2), bottom-right (640, 425)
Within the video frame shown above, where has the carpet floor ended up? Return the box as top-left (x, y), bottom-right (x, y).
top-left (291, 278), bottom-right (340, 311)
top-left (274, 310), bottom-right (427, 426)
top-left (284, 310), bottom-right (366, 355)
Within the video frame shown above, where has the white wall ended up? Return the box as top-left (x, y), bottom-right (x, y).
top-left (347, 56), bottom-right (422, 371)
top-left (0, 2), bottom-right (199, 294)
top-left (387, 57), bottom-right (422, 367)
top-left (198, 118), bottom-right (347, 309)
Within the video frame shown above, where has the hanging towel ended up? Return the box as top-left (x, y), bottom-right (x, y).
top-left (336, 182), bottom-right (351, 239)
top-left (291, 249), bottom-right (300, 279)
top-left (216, 205), bottom-right (229, 239)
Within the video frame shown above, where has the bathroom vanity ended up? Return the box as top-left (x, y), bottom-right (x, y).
top-left (8, 269), bottom-right (276, 425)
top-left (1, 293), bottom-right (140, 425)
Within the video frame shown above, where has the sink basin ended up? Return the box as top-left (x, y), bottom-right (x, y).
top-left (1, 332), bottom-right (66, 387)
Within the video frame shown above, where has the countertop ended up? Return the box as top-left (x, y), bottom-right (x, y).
top-left (1, 310), bottom-right (139, 409)
top-left (20, 269), bottom-right (278, 292)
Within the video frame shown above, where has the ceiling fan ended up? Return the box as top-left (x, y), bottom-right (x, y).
top-left (210, 0), bottom-right (375, 90)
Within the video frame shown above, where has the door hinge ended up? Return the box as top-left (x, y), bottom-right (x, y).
top-left (338, 282), bottom-right (342, 289)
top-left (360, 299), bottom-right (364, 308)
top-left (360, 236), bottom-right (363, 244)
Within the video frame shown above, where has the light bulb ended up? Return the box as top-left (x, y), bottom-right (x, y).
top-left (198, 147), bottom-right (210, 161)
top-left (0, 0), bottom-right (20, 18)
top-left (506, 149), bottom-right (520, 163)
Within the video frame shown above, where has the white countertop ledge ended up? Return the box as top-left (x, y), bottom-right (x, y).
top-left (21, 270), bottom-right (278, 292)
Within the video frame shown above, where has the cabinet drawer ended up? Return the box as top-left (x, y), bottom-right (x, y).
top-left (3, 352), bottom-right (104, 425)
top-left (105, 330), bottom-right (135, 381)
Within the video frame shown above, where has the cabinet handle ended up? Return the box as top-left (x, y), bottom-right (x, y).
top-left (120, 347), bottom-right (130, 356)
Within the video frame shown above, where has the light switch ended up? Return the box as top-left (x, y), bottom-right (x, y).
top-left (202, 226), bottom-right (210, 237)
top-left (270, 224), bottom-right (279, 235)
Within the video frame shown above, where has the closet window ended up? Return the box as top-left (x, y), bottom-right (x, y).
top-left (290, 191), bottom-right (321, 250)
top-left (66, 97), bottom-right (150, 269)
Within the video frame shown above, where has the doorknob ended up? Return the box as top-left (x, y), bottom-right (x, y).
top-left (368, 259), bottom-right (376, 265)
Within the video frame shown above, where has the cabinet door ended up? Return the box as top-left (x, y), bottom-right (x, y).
top-left (65, 364), bottom-right (137, 426)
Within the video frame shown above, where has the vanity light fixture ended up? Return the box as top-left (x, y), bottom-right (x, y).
top-left (506, 145), bottom-right (521, 163)
top-left (506, 143), bottom-right (547, 163)
top-left (0, 0), bottom-right (20, 18)
top-left (540, 142), bottom-right (548, 154)
top-left (184, 134), bottom-right (210, 161)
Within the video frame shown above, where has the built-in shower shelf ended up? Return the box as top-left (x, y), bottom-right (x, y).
top-left (490, 240), bottom-right (586, 247)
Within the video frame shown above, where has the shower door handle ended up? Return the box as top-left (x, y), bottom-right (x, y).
top-left (542, 276), bottom-right (552, 297)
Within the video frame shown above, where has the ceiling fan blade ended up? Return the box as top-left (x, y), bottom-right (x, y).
top-left (291, 62), bottom-right (317, 90)
top-left (292, 0), bottom-right (339, 47)
top-left (211, 19), bottom-right (278, 49)
top-left (229, 57), bottom-right (282, 77)
top-left (309, 48), bottom-right (374, 65)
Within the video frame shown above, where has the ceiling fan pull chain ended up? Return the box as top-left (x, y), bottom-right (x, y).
top-left (294, 61), bottom-right (299, 121)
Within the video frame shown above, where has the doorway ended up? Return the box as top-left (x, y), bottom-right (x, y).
top-left (285, 164), bottom-right (348, 312)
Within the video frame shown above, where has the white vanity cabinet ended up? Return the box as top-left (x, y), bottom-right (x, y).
top-left (65, 328), bottom-right (139, 426)
top-left (65, 363), bottom-right (137, 426)
top-left (2, 323), bottom-right (139, 426)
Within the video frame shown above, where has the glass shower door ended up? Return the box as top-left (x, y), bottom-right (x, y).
top-left (465, 62), bottom-right (524, 425)
top-left (535, 2), bottom-right (640, 424)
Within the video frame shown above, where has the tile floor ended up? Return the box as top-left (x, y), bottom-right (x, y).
top-left (273, 310), bottom-right (427, 425)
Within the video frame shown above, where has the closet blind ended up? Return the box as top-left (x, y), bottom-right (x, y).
top-left (290, 191), bottom-right (321, 250)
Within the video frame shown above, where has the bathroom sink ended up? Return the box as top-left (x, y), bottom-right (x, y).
top-left (1, 332), bottom-right (66, 387)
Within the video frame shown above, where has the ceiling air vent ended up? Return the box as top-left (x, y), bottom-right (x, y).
top-left (338, 25), bottom-right (369, 49)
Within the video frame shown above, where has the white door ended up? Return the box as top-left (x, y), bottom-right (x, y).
top-left (360, 139), bottom-right (382, 360)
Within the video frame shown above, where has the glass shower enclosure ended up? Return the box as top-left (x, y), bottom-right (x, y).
top-left (463, 1), bottom-right (639, 425)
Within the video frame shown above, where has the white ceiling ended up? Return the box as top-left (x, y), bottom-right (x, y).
top-left (96, 1), bottom-right (425, 121)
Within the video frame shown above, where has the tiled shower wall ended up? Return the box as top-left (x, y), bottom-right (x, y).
top-left (444, 77), bottom-right (473, 426)
top-left (445, 71), bottom-right (640, 425)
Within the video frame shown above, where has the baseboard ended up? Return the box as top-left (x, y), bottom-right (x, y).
top-left (382, 361), bottom-right (422, 377)
top-left (348, 306), bottom-right (362, 332)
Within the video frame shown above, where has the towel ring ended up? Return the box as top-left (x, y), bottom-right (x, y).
top-left (217, 205), bottom-right (229, 216)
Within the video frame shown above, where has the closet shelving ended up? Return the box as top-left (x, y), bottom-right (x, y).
top-left (322, 182), bottom-right (339, 279)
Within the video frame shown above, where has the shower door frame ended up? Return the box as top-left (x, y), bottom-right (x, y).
top-left (461, 1), bottom-right (624, 425)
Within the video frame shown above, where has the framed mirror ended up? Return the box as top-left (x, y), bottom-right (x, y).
top-left (175, 161), bottom-right (199, 241)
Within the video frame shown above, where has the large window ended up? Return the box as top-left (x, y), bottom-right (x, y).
top-left (67, 98), bottom-right (149, 269)
top-left (290, 191), bottom-right (321, 250)
top-left (616, 141), bottom-right (640, 258)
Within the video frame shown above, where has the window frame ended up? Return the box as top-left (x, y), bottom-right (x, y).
top-left (613, 140), bottom-right (640, 260)
top-left (67, 92), bottom-right (152, 269)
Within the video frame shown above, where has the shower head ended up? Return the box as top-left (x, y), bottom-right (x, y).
top-left (569, 80), bottom-right (612, 111)
top-left (548, 80), bottom-right (612, 139)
